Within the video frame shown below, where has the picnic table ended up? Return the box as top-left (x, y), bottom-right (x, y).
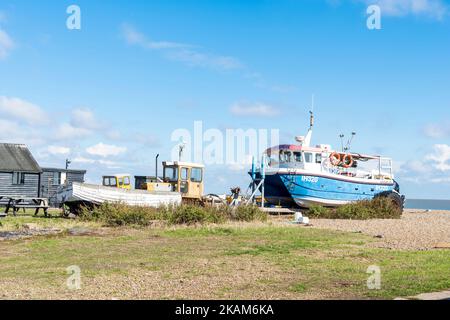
top-left (0, 196), bottom-right (49, 217)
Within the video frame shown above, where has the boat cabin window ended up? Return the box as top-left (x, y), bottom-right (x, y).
top-left (279, 151), bottom-right (287, 162)
top-left (118, 176), bottom-right (130, 186)
top-left (279, 150), bottom-right (294, 163)
top-left (164, 167), bottom-right (178, 182)
top-left (103, 177), bottom-right (117, 187)
top-left (181, 167), bottom-right (189, 181)
top-left (294, 152), bottom-right (302, 162)
top-left (191, 168), bottom-right (203, 182)
top-left (316, 153), bottom-right (322, 164)
top-left (304, 153), bottom-right (313, 163)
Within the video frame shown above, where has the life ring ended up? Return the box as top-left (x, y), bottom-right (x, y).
top-left (342, 154), bottom-right (353, 168)
top-left (329, 152), bottom-right (341, 166)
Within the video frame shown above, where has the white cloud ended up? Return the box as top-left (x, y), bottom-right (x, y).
top-left (55, 123), bottom-right (92, 140)
top-left (0, 96), bottom-right (48, 124)
top-left (120, 24), bottom-right (242, 71)
top-left (47, 145), bottom-right (71, 155)
top-left (423, 122), bottom-right (450, 138)
top-left (0, 26), bottom-right (13, 59)
top-left (86, 143), bottom-right (127, 157)
top-left (72, 156), bottom-right (122, 169)
top-left (399, 144), bottom-right (450, 184)
top-left (122, 24), bottom-right (187, 49)
top-left (0, 119), bottom-right (45, 145)
top-left (53, 108), bottom-right (105, 140)
top-left (70, 108), bottom-right (102, 130)
top-left (425, 144), bottom-right (450, 171)
top-left (361, 0), bottom-right (448, 19)
top-left (230, 102), bottom-right (280, 117)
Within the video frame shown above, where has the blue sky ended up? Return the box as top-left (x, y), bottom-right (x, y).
top-left (0, 0), bottom-right (449, 199)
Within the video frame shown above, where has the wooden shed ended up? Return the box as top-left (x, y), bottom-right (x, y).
top-left (0, 143), bottom-right (42, 198)
top-left (40, 168), bottom-right (86, 207)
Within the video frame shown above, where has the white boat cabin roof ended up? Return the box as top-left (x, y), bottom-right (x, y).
top-left (265, 144), bottom-right (385, 161)
top-left (163, 161), bottom-right (205, 168)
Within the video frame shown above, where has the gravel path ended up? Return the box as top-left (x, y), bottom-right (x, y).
top-left (310, 209), bottom-right (450, 250)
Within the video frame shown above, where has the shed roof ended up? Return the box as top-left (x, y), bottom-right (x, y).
top-left (0, 143), bottom-right (42, 173)
top-left (42, 167), bottom-right (87, 174)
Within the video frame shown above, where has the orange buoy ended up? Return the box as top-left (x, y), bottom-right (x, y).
top-left (329, 152), bottom-right (341, 166)
top-left (342, 154), bottom-right (353, 168)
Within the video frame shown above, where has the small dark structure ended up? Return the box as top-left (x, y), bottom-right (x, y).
top-left (41, 168), bottom-right (86, 207)
top-left (0, 143), bottom-right (42, 198)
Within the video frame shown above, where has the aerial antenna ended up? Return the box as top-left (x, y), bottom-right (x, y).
top-left (303, 94), bottom-right (315, 147)
top-left (345, 132), bottom-right (356, 152)
top-left (178, 140), bottom-right (186, 161)
top-left (65, 158), bottom-right (71, 170)
top-left (339, 134), bottom-right (345, 152)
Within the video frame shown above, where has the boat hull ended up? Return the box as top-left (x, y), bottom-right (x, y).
top-left (57, 182), bottom-right (182, 207)
top-left (251, 172), bottom-right (297, 207)
top-left (260, 171), bottom-right (395, 208)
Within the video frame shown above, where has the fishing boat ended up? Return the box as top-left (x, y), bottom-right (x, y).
top-left (57, 182), bottom-right (182, 210)
top-left (250, 110), bottom-right (404, 209)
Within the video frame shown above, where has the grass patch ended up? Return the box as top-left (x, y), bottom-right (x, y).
top-left (307, 197), bottom-right (402, 220)
top-left (79, 203), bottom-right (268, 227)
top-left (0, 222), bottom-right (449, 299)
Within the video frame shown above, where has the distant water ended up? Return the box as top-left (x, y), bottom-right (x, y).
top-left (405, 199), bottom-right (450, 211)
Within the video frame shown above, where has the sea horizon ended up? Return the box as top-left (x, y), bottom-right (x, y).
top-left (405, 199), bottom-right (450, 211)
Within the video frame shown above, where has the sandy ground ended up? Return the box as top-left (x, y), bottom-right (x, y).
top-left (309, 209), bottom-right (450, 250)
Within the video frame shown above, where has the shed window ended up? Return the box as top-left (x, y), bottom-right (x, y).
top-left (12, 172), bottom-right (25, 185)
top-left (52, 172), bottom-right (61, 185)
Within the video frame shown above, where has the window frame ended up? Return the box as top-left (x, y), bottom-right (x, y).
top-left (190, 167), bottom-right (203, 183)
top-left (164, 166), bottom-right (179, 182)
top-left (52, 171), bottom-right (62, 186)
top-left (181, 167), bottom-right (189, 181)
top-left (12, 172), bottom-right (25, 185)
top-left (304, 152), bottom-right (313, 163)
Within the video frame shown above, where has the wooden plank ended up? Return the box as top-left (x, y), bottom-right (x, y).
top-left (260, 207), bottom-right (302, 214)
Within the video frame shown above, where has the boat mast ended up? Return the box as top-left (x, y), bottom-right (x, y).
top-left (303, 95), bottom-right (314, 147)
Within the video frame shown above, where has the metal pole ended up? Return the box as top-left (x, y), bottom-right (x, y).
top-left (379, 157), bottom-right (382, 177)
top-left (155, 154), bottom-right (160, 180)
top-left (251, 156), bottom-right (255, 196)
top-left (261, 155), bottom-right (265, 208)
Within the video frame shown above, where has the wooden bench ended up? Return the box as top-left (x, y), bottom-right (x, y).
top-left (0, 196), bottom-right (49, 217)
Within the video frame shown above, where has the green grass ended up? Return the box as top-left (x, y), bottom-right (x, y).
top-left (307, 197), bottom-right (403, 220)
top-left (0, 216), bottom-right (449, 299)
top-left (78, 203), bottom-right (268, 227)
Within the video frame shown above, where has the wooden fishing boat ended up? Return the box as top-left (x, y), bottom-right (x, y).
top-left (57, 182), bottom-right (182, 209)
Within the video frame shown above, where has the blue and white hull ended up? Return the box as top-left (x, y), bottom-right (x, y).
top-left (261, 170), bottom-right (396, 208)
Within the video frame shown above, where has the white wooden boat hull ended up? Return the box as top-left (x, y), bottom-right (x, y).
top-left (57, 182), bottom-right (182, 207)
